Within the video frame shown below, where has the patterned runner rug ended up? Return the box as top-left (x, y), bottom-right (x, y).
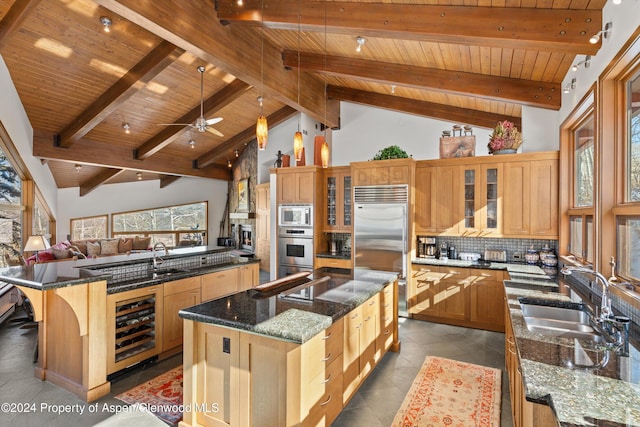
top-left (392, 356), bottom-right (502, 427)
top-left (115, 365), bottom-right (183, 426)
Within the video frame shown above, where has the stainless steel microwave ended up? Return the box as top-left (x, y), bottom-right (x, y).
top-left (278, 204), bottom-right (313, 227)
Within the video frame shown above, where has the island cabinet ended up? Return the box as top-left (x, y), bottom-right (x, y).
top-left (238, 263), bottom-right (259, 289)
top-left (276, 166), bottom-right (318, 204)
top-left (106, 285), bottom-right (164, 375)
top-left (350, 158), bottom-right (413, 186)
top-left (162, 277), bottom-right (201, 353)
top-left (505, 300), bottom-right (557, 427)
top-left (322, 166), bottom-right (352, 232)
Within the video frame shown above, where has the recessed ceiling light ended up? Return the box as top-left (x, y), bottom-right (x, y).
top-left (100, 16), bottom-right (112, 33)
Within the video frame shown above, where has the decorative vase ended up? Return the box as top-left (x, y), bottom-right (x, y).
top-left (492, 149), bottom-right (517, 155)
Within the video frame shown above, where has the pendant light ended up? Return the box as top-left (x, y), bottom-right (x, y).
top-left (293, 0), bottom-right (303, 162)
top-left (255, 0), bottom-right (268, 150)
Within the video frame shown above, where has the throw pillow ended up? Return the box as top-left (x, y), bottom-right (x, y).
top-left (86, 241), bottom-right (101, 257)
top-left (51, 248), bottom-right (72, 259)
top-left (132, 236), bottom-right (151, 250)
top-left (101, 239), bottom-right (119, 255)
top-left (118, 238), bottom-right (133, 253)
top-left (71, 240), bottom-right (88, 255)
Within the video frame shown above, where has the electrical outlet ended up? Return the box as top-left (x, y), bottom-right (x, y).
top-left (513, 252), bottom-right (522, 261)
top-left (223, 337), bottom-right (230, 354)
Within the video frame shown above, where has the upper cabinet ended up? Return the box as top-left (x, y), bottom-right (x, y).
top-left (414, 152), bottom-right (558, 239)
top-left (323, 166), bottom-right (352, 232)
top-left (351, 158), bottom-right (413, 186)
top-left (276, 166), bottom-right (318, 204)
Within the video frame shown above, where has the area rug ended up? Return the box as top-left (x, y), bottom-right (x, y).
top-left (115, 365), bottom-right (183, 426)
top-left (392, 356), bottom-right (502, 427)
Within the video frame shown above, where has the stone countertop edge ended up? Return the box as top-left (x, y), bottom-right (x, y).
top-left (504, 275), bottom-right (640, 426)
top-left (179, 279), bottom-right (391, 344)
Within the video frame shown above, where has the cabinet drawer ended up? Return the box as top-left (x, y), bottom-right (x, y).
top-left (301, 318), bottom-right (343, 380)
top-left (163, 276), bottom-right (200, 296)
top-left (315, 257), bottom-right (352, 269)
top-left (302, 357), bottom-right (344, 427)
top-left (201, 268), bottom-right (240, 301)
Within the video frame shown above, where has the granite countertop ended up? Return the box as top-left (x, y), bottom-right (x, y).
top-left (504, 267), bottom-right (640, 426)
top-left (0, 245), bottom-right (257, 292)
top-left (179, 268), bottom-right (398, 344)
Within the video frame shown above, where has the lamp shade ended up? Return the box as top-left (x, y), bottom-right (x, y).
top-left (321, 140), bottom-right (329, 168)
top-left (256, 115), bottom-right (268, 150)
top-left (293, 131), bottom-right (303, 161)
top-left (24, 235), bottom-right (51, 252)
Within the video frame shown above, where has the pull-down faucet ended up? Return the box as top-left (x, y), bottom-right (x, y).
top-left (152, 242), bottom-right (168, 269)
top-left (560, 266), bottom-right (612, 318)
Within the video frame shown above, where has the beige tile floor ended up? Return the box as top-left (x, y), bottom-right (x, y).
top-left (0, 302), bottom-right (512, 427)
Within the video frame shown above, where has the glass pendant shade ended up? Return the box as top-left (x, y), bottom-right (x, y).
top-left (321, 140), bottom-right (329, 168)
top-left (256, 115), bottom-right (268, 150)
top-left (293, 131), bottom-right (303, 161)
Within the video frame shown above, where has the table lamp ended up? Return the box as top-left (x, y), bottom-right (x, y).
top-left (24, 235), bottom-right (51, 263)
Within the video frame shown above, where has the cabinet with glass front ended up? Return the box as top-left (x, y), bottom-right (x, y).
top-left (460, 164), bottom-right (503, 237)
top-left (322, 166), bottom-right (352, 232)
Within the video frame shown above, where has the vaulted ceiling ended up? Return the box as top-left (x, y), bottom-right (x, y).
top-left (0, 0), bottom-right (606, 194)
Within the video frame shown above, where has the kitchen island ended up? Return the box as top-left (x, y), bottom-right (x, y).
top-left (178, 268), bottom-right (399, 427)
top-left (0, 245), bottom-right (260, 402)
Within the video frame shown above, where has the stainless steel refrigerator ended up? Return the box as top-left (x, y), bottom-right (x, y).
top-left (353, 185), bottom-right (408, 316)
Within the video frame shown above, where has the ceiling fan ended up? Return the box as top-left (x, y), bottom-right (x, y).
top-left (159, 66), bottom-right (224, 137)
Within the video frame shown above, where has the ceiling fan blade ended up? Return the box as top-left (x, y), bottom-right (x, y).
top-left (156, 123), bottom-right (193, 126)
top-left (206, 127), bottom-right (224, 137)
top-left (205, 117), bottom-right (223, 125)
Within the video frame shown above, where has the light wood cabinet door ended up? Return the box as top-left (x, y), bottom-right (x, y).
top-left (239, 263), bottom-right (259, 289)
top-left (438, 266), bottom-right (469, 321)
top-left (469, 269), bottom-right (505, 332)
top-left (435, 166), bottom-right (460, 234)
top-left (277, 171), bottom-right (314, 204)
top-left (414, 166), bottom-right (437, 233)
top-left (409, 265), bottom-right (444, 316)
top-left (503, 161), bottom-right (531, 236)
top-left (529, 159), bottom-right (558, 237)
top-left (201, 267), bottom-right (240, 302)
top-left (163, 288), bottom-right (200, 351)
top-left (256, 183), bottom-right (270, 272)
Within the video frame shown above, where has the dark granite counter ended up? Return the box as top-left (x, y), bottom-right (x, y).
top-left (504, 266), bottom-right (640, 426)
top-left (179, 268), bottom-right (398, 344)
top-left (0, 245), bottom-right (257, 293)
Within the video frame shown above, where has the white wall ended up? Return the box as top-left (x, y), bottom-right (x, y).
top-left (0, 56), bottom-right (58, 216)
top-left (57, 178), bottom-right (228, 244)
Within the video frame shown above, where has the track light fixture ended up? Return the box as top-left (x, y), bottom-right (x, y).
top-left (589, 22), bottom-right (612, 44)
top-left (571, 55), bottom-right (591, 72)
top-left (391, 85), bottom-right (396, 94)
top-left (188, 139), bottom-right (195, 149)
top-left (234, 150), bottom-right (239, 158)
top-left (100, 16), bottom-right (112, 33)
top-left (75, 164), bottom-right (82, 173)
top-left (136, 172), bottom-right (142, 180)
top-left (122, 123), bottom-right (130, 134)
top-left (563, 78), bottom-right (577, 94)
top-left (355, 36), bottom-right (366, 53)
top-left (227, 160), bottom-right (232, 168)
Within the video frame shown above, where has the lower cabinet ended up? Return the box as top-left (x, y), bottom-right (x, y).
top-left (409, 264), bottom-right (505, 331)
top-left (106, 285), bottom-right (164, 375)
top-left (505, 300), bottom-right (558, 427)
top-left (201, 267), bottom-right (240, 302)
top-left (162, 277), bottom-right (201, 352)
top-left (181, 281), bottom-right (398, 427)
top-left (239, 263), bottom-right (259, 289)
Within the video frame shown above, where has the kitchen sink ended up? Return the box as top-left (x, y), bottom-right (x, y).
top-left (519, 299), bottom-right (603, 341)
top-left (152, 268), bottom-right (189, 279)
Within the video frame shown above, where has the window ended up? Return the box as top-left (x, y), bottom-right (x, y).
top-left (627, 72), bottom-right (640, 202)
top-left (33, 189), bottom-right (52, 237)
top-left (112, 202), bottom-right (207, 247)
top-left (70, 215), bottom-right (108, 241)
top-left (0, 148), bottom-right (23, 266)
top-left (617, 217), bottom-right (640, 281)
top-left (574, 116), bottom-right (594, 207)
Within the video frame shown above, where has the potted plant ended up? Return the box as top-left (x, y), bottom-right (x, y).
top-left (488, 120), bottom-right (523, 154)
top-left (372, 145), bottom-right (410, 160)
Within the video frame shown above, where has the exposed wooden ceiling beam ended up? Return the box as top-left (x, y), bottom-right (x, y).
top-left (135, 79), bottom-right (252, 160)
top-left (196, 105), bottom-right (297, 169)
top-left (327, 85), bottom-right (521, 131)
top-left (96, 0), bottom-right (339, 127)
top-left (56, 41), bottom-right (184, 148)
top-left (216, 1), bottom-right (601, 55)
top-left (0, 0), bottom-right (42, 51)
top-left (284, 50), bottom-right (561, 110)
top-left (32, 129), bottom-right (231, 181)
top-left (160, 175), bottom-right (180, 188)
top-left (79, 168), bottom-right (125, 197)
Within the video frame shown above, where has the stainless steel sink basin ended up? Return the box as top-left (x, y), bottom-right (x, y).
top-left (152, 268), bottom-right (189, 279)
top-left (519, 301), bottom-right (602, 341)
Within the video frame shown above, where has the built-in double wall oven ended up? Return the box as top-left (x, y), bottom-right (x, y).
top-left (278, 204), bottom-right (313, 278)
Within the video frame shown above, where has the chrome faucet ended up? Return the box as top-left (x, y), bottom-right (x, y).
top-left (560, 266), bottom-right (612, 319)
top-left (152, 242), bottom-right (168, 269)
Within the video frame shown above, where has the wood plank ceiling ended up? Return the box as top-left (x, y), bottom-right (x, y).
top-left (0, 0), bottom-right (606, 194)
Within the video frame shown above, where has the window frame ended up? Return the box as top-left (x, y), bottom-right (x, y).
top-left (69, 214), bottom-right (108, 241)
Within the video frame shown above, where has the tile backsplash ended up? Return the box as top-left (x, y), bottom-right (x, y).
top-left (425, 236), bottom-right (557, 262)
